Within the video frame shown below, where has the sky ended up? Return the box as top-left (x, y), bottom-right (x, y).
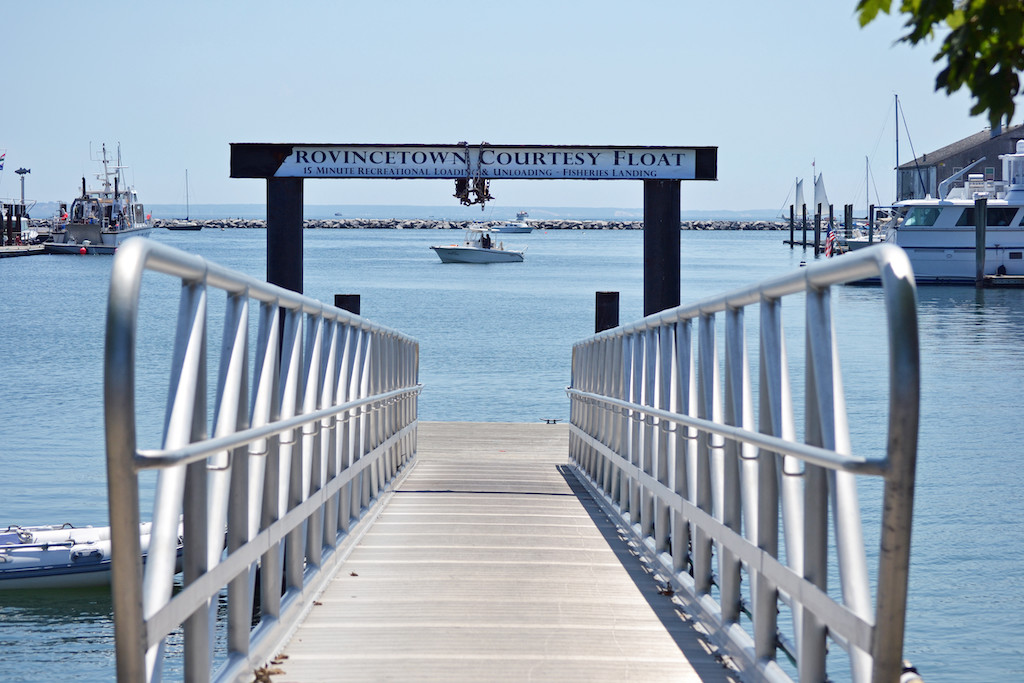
top-left (1, 1), bottom-right (1010, 215)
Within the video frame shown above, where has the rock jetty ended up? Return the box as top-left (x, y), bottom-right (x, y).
top-left (151, 218), bottom-right (787, 231)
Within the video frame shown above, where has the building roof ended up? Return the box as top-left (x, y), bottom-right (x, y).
top-left (898, 123), bottom-right (1024, 169)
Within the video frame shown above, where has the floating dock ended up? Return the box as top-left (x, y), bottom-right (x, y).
top-left (0, 244), bottom-right (45, 258)
top-left (272, 421), bottom-right (734, 682)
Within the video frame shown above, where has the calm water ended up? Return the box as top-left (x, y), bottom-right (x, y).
top-left (0, 227), bottom-right (1021, 681)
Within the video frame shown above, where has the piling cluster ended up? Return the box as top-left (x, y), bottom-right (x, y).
top-left (146, 218), bottom-right (787, 231)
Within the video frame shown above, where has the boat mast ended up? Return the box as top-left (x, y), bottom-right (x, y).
top-left (895, 93), bottom-right (899, 202)
top-left (100, 143), bottom-right (112, 198)
top-left (185, 170), bottom-right (190, 220)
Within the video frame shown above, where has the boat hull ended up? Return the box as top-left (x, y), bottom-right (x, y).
top-left (66, 222), bottom-right (153, 247)
top-left (897, 245), bottom-right (1024, 282)
top-left (45, 242), bottom-right (118, 255)
top-left (491, 225), bottom-right (532, 234)
top-left (0, 522), bottom-right (172, 590)
top-left (430, 246), bottom-right (524, 263)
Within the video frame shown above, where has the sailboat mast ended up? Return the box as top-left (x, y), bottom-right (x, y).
top-left (185, 170), bottom-right (190, 220)
top-left (895, 93), bottom-right (899, 202)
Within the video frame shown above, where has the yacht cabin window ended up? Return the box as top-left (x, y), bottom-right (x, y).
top-left (955, 207), bottom-right (1020, 227)
top-left (902, 207), bottom-right (942, 227)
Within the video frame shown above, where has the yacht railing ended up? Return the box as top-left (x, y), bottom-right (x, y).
top-left (104, 238), bottom-right (420, 683)
top-left (567, 244), bottom-right (919, 683)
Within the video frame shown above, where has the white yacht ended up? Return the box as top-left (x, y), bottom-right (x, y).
top-left (490, 210), bottom-right (533, 234)
top-left (884, 139), bottom-right (1024, 282)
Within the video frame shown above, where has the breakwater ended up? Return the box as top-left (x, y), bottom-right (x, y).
top-left (152, 218), bottom-right (787, 231)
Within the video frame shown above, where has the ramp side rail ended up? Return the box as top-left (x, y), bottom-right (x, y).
top-left (567, 244), bottom-right (919, 683)
top-left (104, 238), bottom-right (421, 682)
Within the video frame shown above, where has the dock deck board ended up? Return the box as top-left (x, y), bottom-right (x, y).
top-left (273, 421), bottom-right (735, 682)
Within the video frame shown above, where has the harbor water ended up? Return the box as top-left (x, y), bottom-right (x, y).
top-left (0, 227), bottom-right (1021, 681)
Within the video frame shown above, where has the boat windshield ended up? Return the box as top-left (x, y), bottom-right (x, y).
top-left (902, 207), bottom-right (942, 227)
top-left (70, 198), bottom-right (102, 223)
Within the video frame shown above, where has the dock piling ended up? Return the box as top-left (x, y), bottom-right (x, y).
top-left (334, 294), bottom-right (361, 315)
top-left (595, 291), bottom-right (619, 332)
top-left (976, 197), bottom-right (987, 288)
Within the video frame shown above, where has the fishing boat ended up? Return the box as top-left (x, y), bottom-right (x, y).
top-left (0, 521), bottom-right (177, 590)
top-left (881, 139), bottom-right (1024, 282)
top-left (430, 227), bottom-right (525, 263)
top-left (490, 210), bottom-right (533, 233)
top-left (167, 170), bottom-right (201, 231)
top-left (60, 143), bottom-right (153, 250)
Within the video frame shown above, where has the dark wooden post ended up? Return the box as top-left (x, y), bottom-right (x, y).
top-left (843, 204), bottom-right (852, 242)
top-left (813, 204), bottom-right (822, 256)
top-left (869, 204), bottom-right (875, 245)
top-left (267, 178), bottom-right (304, 293)
top-left (643, 180), bottom-right (681, 316)
top-left (975, 197), bottom-right (987, 288)
top-left (801, 204), bottom-right (808, 247)
top-left (788, 205), bottom-right (795, 248)
top-left (334, 294), bottom-right (361, 315)
top-left (595, 291), bottom-right (620, 332)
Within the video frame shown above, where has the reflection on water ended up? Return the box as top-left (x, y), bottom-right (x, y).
top-left (0, 589), bottom-right (115, 682)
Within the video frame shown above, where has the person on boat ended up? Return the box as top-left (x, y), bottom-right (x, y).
top-left (481, 233), bottom-right (492, 249)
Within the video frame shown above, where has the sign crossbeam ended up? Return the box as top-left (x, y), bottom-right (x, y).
top-left (231, 144), bottom-right (717, 182)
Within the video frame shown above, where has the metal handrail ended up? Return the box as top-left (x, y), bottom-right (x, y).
top-left (567, 243), bottom-right (919, 683)
top-left (104, 238), bottom-right (420, 683)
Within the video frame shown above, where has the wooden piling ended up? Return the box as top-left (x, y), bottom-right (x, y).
top-left (595, 291), bottom-right (619, 333)
top-left (801, 204), bottom-right (808, 247)
top-left (334, 294), bottom-right (361, 315)
top-left (788, 205), bottom-right (795, 248)
top-left (976, 197), bottom-right (987, 288)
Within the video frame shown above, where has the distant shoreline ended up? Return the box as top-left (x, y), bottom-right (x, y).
top-left (153, 218), bottom-right (789, 231)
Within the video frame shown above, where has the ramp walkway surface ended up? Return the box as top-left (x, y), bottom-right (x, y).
top-left (272, 421), bottom-right (736, 682)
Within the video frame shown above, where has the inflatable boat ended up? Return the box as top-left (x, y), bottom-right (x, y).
top-left (0, 522), bottom-right (172, 590)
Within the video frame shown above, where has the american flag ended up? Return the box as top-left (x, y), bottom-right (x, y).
top-left (824, 221), bottom-right (837, 257)
top-left (0, 152), bottom-right (5, 171)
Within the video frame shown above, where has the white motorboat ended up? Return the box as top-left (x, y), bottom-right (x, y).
top-left (0, 521), bottom-right (176, 590)
top-left (844, 208), bottom-right (895, 251)
top-left (490, 210), bottom-right (533, 233)
top-left (882, 140), bottom-right (1024, 282)
top-left (62, 143), bottom-right (153, 250)
top-left (430, 227), bottom-right (525, 263)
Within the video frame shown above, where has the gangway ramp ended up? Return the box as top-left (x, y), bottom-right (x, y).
top-left (274, 421), bottom-right (736, 682)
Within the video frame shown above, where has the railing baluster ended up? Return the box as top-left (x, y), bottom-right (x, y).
top-left (720, 306), bottom-right (745, 623)
top-left (694, 312), bottom-right (716, 596)
top-left (755, 295), bottom-right (783, 663)
top-left (672, 319), bottom-right (693, 576)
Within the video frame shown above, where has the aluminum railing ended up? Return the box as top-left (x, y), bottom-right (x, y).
top-left (567, 244), bottom-right (920, 683)
top-left (104, 238), bottom-right (420, 683)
